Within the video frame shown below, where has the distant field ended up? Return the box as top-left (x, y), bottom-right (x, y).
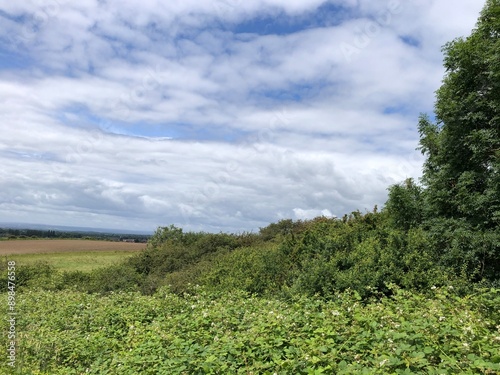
top-left (4, 251), bottom-right (142, 272)
top-left (0, 239), bottom-right (146, 254)
top-left (0, 240), bottom-right (147, 272)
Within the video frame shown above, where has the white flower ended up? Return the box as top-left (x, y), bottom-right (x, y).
top-left (431, 285), bottom-right (437, 290)
top-left (331, 310), bottom-right (340, 316)
top-left (379, 359), bottom-right (389, 366)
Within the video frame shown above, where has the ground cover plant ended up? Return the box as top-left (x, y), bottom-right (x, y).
top-left (1, 286), bottom-right (499, 374)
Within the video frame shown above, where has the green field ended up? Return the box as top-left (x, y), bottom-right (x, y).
top-left (4, 250), bottom-right (138, 272)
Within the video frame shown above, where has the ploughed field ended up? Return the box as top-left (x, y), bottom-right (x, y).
top-left (0, 239), bottom-right (146, 254)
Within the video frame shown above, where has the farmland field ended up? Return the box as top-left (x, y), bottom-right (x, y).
top-left (4, 251), bottom-right (142, 272)
top-left (0, 240), bottom-right (146, 272)
top-left (0, 239), bottom-right (146, 254)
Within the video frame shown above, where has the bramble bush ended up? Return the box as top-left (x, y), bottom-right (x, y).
top-left (2, 286), bottom-right (499, 374)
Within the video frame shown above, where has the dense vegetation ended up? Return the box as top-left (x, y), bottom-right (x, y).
top-left (1, 1), bottom-right (499, 373)
top-left (2, 286), bottom-right (499, 374)
top-left (6, 202), bottom-right (497, 298)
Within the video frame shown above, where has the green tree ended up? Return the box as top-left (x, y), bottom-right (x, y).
top-left (385, 178), bottom-right (424, 231)
top-left (415, 0), bottom-right (500, 284)
top-left (418, 0), bottom-right (500, 229)
top-left (148, 224), bottom-right (185, 248)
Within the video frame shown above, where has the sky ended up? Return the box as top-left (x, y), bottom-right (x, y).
top-left (0, 0), bottom-right (485, 233)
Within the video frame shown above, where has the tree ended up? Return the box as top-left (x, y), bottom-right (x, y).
top-left (413, 1), bottom-right (500, 283)
top-left (385, 178), bottom-right (424, 231)
top-left (418, 0), bottom-right (500, 229)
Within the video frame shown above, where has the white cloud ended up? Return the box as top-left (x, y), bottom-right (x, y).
top-left (0, 0), bottom-right (485, 232)
top-left (293, 208), bottom-right (336, 220)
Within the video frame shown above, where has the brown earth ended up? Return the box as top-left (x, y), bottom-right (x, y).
top-left (0, 240), bottom-right (147, 255)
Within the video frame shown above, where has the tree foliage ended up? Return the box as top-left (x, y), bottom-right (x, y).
top-left (385, 178), bottom-right (424, 231)
top-left (383, 0), bottom-right (500, 284)
top-left (418, 0), bottom-right (500, 229)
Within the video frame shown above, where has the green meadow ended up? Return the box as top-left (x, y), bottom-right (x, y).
top-left (4, 251), bottom-right (137, 273)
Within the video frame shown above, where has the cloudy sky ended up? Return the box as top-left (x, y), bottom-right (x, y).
top-left (0, 0), bottom-right (484, 233)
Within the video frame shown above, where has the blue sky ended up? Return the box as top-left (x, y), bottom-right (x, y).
top-left (0, 0), bottom-right (485, 233)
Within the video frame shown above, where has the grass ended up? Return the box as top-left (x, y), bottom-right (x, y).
top-left (0, 239), bottom-right (145, 272)
top-left (0, 239), bottom-right (146, 254)
top-left (2, 251), bottom-right (138, 272)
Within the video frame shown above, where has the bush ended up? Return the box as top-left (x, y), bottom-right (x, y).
top-left (0, 261), bottom-right (56, 289)
top-left (200, 244), bottom-right (289, 296)
top-left (86, 264), bottom-right (143, 294)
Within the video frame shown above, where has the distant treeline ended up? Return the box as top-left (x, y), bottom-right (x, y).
top-left (0, 227), bottom-right (150, 243)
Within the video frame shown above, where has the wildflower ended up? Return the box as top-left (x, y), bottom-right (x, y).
top-left (379, 359), bottom-right (389, 366)
top-left (439, 316), bottom-right (446, 322)
top-left (431, 286), bottom-right (437, 290)
top-left (331, 310), bottom-right (340, 316)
